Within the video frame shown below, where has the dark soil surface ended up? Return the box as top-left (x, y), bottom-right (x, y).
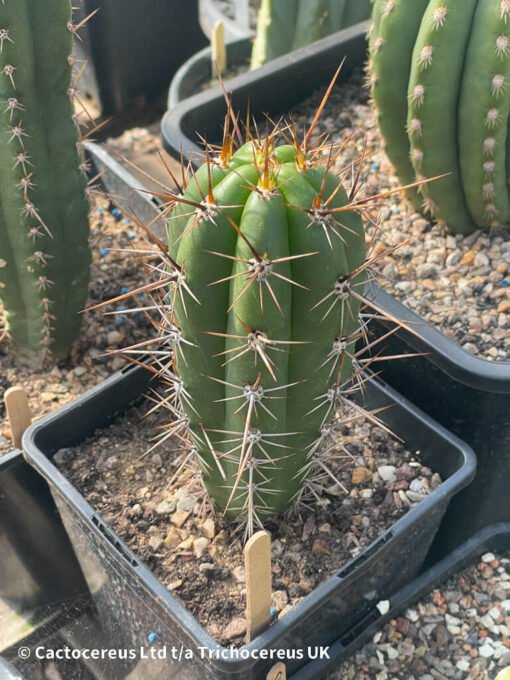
top-left (55, 397), bottom-right (441, 646)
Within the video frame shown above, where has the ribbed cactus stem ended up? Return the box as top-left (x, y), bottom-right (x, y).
top-left (251, 0), bottom-right (372, 69)
top-left (369, 0), bottom-right (510, 234)
top-left (0, 0), bottom-right (90, 363)
top-left (369, 0), bottom-right (429, 211)
top-left (162, 129), bottom-right (366, 533)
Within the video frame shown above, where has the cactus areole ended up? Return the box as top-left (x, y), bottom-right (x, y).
top-left (369, 0), bottom-right (510, 234)
top-left (160, 118), bottom-right (367, 533)
top-left (0, 0), bottom-right (91, 363)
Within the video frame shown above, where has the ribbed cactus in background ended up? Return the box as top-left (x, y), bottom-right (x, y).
top-left (252, 0), bottom-right (373, 69)
top-left (368, 0), bottom-right (510, 234)
top-left (0, 0), bottom-right (91, 363)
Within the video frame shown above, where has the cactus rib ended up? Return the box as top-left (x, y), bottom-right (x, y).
top-left (369, 0), bottom-right (429, 211)
top-left (459, 0), bottom-right (510, 228)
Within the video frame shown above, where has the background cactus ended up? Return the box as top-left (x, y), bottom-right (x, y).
top-left (251, 0), bottom-right (373, 69)
top-left (0, 0), bottom-right (91, 363)
top-left (368, 0), bottom-right (510, 234)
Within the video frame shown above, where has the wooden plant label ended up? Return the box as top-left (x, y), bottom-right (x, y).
top-left (5, 386), bottom-right (31, 449)
top-left (244, 529), bottom-right (272, 642)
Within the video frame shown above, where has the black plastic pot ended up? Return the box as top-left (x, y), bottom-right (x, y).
top-left (0, 450), bottom-right (88, 620)
top-left (198, 0), bottom-right (254, 43)
top-left (168, 37), bottom-right (252, 109)
top-left (73, 0), bottom-right (207, 116)
top-left (292, 521), bottom-right (510, 679)
top-left (160, 22), bottom-right (510, 558)
top-left (23, 359), bottom-right (475, 679)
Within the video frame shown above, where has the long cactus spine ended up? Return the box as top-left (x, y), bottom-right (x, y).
top-left (0, 0), bottom-right (91, 362)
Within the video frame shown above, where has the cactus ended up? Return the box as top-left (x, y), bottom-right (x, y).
top-left (165, 135), bottom-right (366, 530)
top-left (0, 0), bottom-right (91, 363)
top-left (368, 0), bottom-right (510, 234)
top-left (251, 0), bottom-right (373, 69)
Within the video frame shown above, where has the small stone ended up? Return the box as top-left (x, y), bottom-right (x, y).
top-left (272, 590), bottom-right (289, 612)
top-left (461, 251), bottom-right (475, 266)
top-left (171, 510), bottom-right (190, 528)
top-left (107, 330), bottom-right (123, 346)
top-left (479, 644), bottom-right (495, 658)
top-left (223, 617), bottom-right (247, 641)
top-left (351, 467), bottom-right (372, 485)
top-left (128, 503), bottom-right (143, 518)
top-left (148, 536), bottom-right (163, 551)
top-left (456, 659), bottom-right (470, 672)
top-left (178, 537), bottom-right (193, 550)
top-left (156, 500), bottom-right (174, 516)
top-left (176, 491), bottom-right (197, 512)
top-left (319, 522), bottom-right (331, 533)
top-left (168, 579), bottom-right (183, 591)
top-left (201, 518), bottom-right (216, 539)
top-left (53, 448), bottom-right (74, 466)
top-left (378, 465), bottom-right (397, 483)
top-left (193, 537), bottom-right (209, 559)
top-left (497, 300), bottom-right (510, 313)
top-left (312, 538), bottom-right (331, 557)
top-left (482, 552), bottom-right (496, 563)
top-left (232, 566), bottom-right (245, 583)
top-left (74, 366), bottom-right (87, 377)
top-left (164, 527), bottom-right (181, 548)
top-left (474, 252), bottom-right (489, 267)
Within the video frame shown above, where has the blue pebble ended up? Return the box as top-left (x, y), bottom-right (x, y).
top-left (111, 207), bottom-right (122, 219)
top-left (100, 247), bottom-right (109, 256)
top-left (120, 286), bottom-right (129, 295)
top-left (502, 279), bottom-right (509, 288)
top-left (147, 632), bottom-right (159, 644)
top-left (128, 232), bottom-right (136, 240)
top-left (107, 324), bottom-right (114, 332)
top-left (270, 607), bottom-right (278, 620)
top-left (96, 208), bottom-right (105, 216)
top-left (121, 218), bottom-right (130, 225)
top-left (117, 305), bottom-right (127, 312)
top-left (370, 162), bottom-right (380, 171)
top-left (115, 316), bottom-right (125, 326)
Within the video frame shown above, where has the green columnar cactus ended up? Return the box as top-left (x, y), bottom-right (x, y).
top-left (251, 0), bottom-right (373, 69)
top-left (0, 0), bottom-right (91, 362)
top-left (369, 0), bottom-right (510, 234)
top-left (163, 127), bottom-right (366, 532)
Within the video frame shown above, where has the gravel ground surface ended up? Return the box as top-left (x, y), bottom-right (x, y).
top-left (291, 70), bottom-right (510, 362)
top-left (55, 398), bottom-right (439, 645)
top-left (335, 551), bottom-right (510, 680)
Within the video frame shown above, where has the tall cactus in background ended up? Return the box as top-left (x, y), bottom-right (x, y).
top-left (252, 0), bottom-right (373, 69)
top-left (0, 0), bottom-right (91, 363)
top-left (368, 0), bottom-right (510, 234)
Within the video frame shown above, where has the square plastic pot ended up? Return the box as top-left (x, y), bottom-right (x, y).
top-left (22, 360), bottom-right (475, 679)
top-left (72, 0), bottom-right (207, 116)
top-left (159, 22), bottom-right (510, 560)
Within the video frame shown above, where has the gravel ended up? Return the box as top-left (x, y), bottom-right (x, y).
top-left (291, 70), bottom-right (510, 362)
top-left (334, 551), bottom-right (510, 679)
